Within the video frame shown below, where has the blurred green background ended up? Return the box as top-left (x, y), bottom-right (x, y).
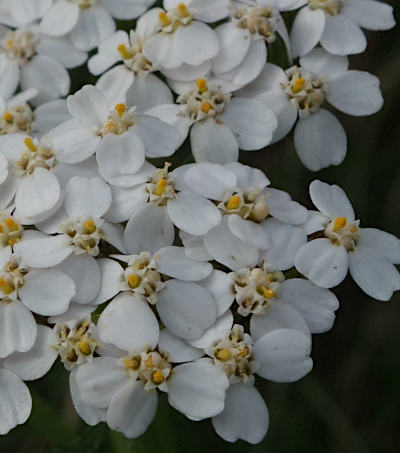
top-left (1, 2), bottom-right (399, 452)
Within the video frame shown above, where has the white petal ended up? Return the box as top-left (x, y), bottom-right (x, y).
top-left (342, 0), bottom-right (395, 30)
top-left (56, 254), bottom-right (101, 304)
top-left (212, 383), bottom-right (269, 444)
top-left (88, 31), bottom-right (128, 75)
top-left (48, 303), bottom-right (96, 325)
top-left (75, 357), bottom-right (127, 408)
top-left (255, 328), bottom-right (313, 382)
top-left (0, 301), bottom-right (37, 358)
top-left (327, 70), bottom-right (383, 116)
top-left (221, 98), bottom-right (277, 150)
top-left (250, 302), bottom-right (310, 341)
top-left (96, 133), bottom-right (146, 185)
top-left (4, 326), bottom-right (57, 381)
top-left (69, 368), bottom-right (106, 426)
top-left (19, 269), bottom-right (75, 316)
top-left (179, 231), bottom-right (213, 261)
top-left (188, 310), bottom-right (233, 349)
top-left (212, 23), bottom-right (250, 74)
top-left (98, 293), bottom-right (159, 351)
top-left (174, 21), bottom-right (219, 66)
top-left (183, 162), bottom-right (236, 200)
top-left (10, 0), bottom-right (52, 24)
top-left (143, 33), bottom-right (182, 70)
top-left (164, 61), bottom-right (211, 84)
top-left (95, 258), bottom-right (124, 304)
top-left (145, 104), bottom-right (190, 145)
top-left (290, 7), bottom-right (325, 58)
top-left (14, 235), bottom-right (73, 268)
top-left (349, 247), bottom-right (400, 301)
top-left (95, 65), bottom-right (133, 105)
top-left (0, 173), bottom-right (17, 209)
top-left (124, 205), bottom-right (175, 254)
top-left (204, 217), bottom-right (259, 271)
top-left (39, 0), bottom-right (79, 36)
top-left (309, 179), bottom-right (355, 220)
top-left (294, 109), bottom-right (347, 171)
top-left (34, 99), bottom-right (70, 136)
top-left (20, 56), bottom-right (69, 105)
top-left (102, 0), bottom-right (154, 19)
top-left (299, 48), bottom-right (348, 76)
top-left (0, 369), bottom-right (31, 435)
top-left (168, 360), bottom-right (229, 420)
top-left (101, 221), bottom-right (127, 253)
top-left (264, 188), bottom-right (308, 225)
top-left (157, 279), bottom-right (217, 340)
top-left (280, 278), bottom-right (339, 333)
top-left (0, 56), bottom-right (19, 100)
top-left (104, 183), bottom-right (148, 223)
top-left (302, 210), bottom-right (327, 235)
top-left (70, 6), bottom-right (116, 52)
top-left (167, 190), bottom-right (221, 236)
top-left (260, 218), bottom-right (307, 270)
top-left (64, 176), bottom-right (112, 218)
top-left (107, 381), bottom-right (157, 438)
top-left (228, 215), bottom-right (269, 249)
top-left (126, 73), bottom-right (173, 113)
top-left (15, 168), bottom-right (60, 221)
top-left (224, 162), bottom-right (269, 191)
top-left (131, 114), bottom-right (181, 158)
top-left (295, 238), bottom-right (349, 288)
top-left (158, 329), bottom-right (203, 363)
top-left (358, 228), bottom-right (400, 264)
top-left (67, 85), bottom-right (108, 126)
top-left (191, 118), bottom-right (239, 164)
top-left (37, 36), bottom-right (87, 69)
top-left (198, 270), bottom-right (235, 317)
top-left (156, 246), bottom-right (212, 281)
top-left (320, 14), bottom-right (366, 55)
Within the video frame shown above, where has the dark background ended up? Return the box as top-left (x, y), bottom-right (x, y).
top-left (1, 1), bottom-right (399, 451)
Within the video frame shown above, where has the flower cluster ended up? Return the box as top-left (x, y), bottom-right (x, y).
top-left (0, 0), bottom-right (398, 446)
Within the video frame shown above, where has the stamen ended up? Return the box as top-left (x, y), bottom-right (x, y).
top-left (0, 277), bottom-right (14, 295)
top-left (117, 44), bottom-right (133, 59)
top-left (24, 137), bottom-right (36, 152)
top-left (124, 357), bottom-right (141, 370)
top-left (77, 341), bottom-right (91, 355)
top-left (215, 348), bottom-right (232, 361)
top-left (145, 355), bottom-right (154, 368)
top-left (5, 218), bottom-right (19, 231)
top-left (291, 77), bottom-right (306, 94)
top-left (114, 103), bottom-right (126, 117)
top-left (153, 178), bottom-right (168, 197)
top-left (226, 195), bottom-right (241, 211)
top-left (159, 11), bottom-right (171, 27)
top-left (333, 217), bottom-right (346, 231)
top-left (128, 274), bottom-right (141, 289)
top-left (84, 220), bottom-right (96, 234)
top-left (177, 3), bottom-right (190, 17)
top-left (201, 101), bottom-right (212, 114)
top-left (152, 370), bottom-right (164, 384)
top-left (3, 112), bottom-right (13, 122)
top-left (196, 78), bottom-right (208, 93)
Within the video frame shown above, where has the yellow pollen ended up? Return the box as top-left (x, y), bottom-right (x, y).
top-left (8, 239), bottom-right (15, 246)
top-left (128, 274), bottom-right (141, 289)
top-left (226, 195), bottom-right (241, 211)
top-left (84, 220), bottom-right (96, 234)
top-left (333, 217), bottom-right (347, 231)
top-left (0, 278), bottom-right (14, 295)
top-left (196, 78), bottom-right (208, 93)
top-left (177, 3), bottom-right (190, 17)
top-left (5, 39), bottom-right (14, 47)
top-left (77, 341), bottom-right (91, 355)
top-left (152, 370), bottom-right (164, 384)
top-left (154, 178), bottom-right (168, 197)
top-left (291, 77), bottom-right (306, 94)
top-left (117, 44), bottom-right (132, 59)
top-left (24, 137), bottom-right (36, 152)
top-left (124, 357), bottom-right (140, 370)
top-left (159, 11), bottom-right (171, 27)
top-left (201, 101), bottom-right (212, 114)
top-left (238, 347), bottom-right (249, 358)
top-left (263, 288), bottom-right (275, 299)
top-left (3, 112), bottom-right (13, 122)
top-left (216, 348), bottom-right (232, 362)
top-left (5, 218), bottom-right (19, 231)
top-left (115, 103), bottom-right (126, 116)
top-left (145, 355), bottom-right (154, 368)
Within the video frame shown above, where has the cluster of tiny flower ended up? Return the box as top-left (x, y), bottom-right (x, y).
top-left (0, 0), bottom-right (398, 445)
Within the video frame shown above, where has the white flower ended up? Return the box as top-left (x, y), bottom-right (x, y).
top-left (14, 176), bottom-right (125, 304)
top-left (0, 325), bottom-right (57, 434)
top-left (74, 300), bottom-right (229, 437)
top-left (48, 85), bottom-right (181, 175)
top-left (142, 1), bottom-right (230, 71)
top-left (148, 77), bottom-right (277, 163)
top-left (289, 0), bottom-right (395, 57)
top-left (0, 24), bottom-right (87, 104)
top-left (95, 247), bottom-right (218, 341)
top-left (0, 0), bottom-right (52, 25)
top-left (178, 162), bottom-right (307, 269)
top-left (238, 48), bottom-right (383, 170)
top-left (39, 0), bottom-right (156, 51)
top-left (105, 163), bottom-right (221, 253)
top-left (211, 0), bottom-right (291, 88)
top-left (295, 180), bottom-right (400, 300)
